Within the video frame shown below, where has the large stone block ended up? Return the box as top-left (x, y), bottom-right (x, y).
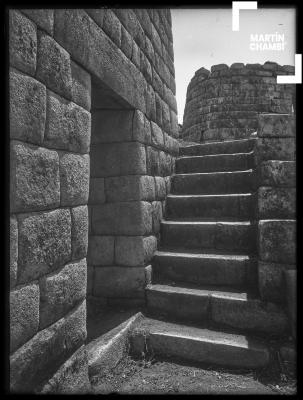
top-left (258, 113), bottom-right (295, 137)
top-left (93, 267), bottom-right (146, 298)
top-left (152, 201), bottom-right (163, 233)
top-left (155, 176), bottom-right (166, 199)
top-left (40, 345), bottom-right (90, 394)
top-left (21, 9), bottom-right (54, 35)
top-left (151, 121), bottom-right (164, 148)
top-left (36, 32), bottom-right (72, 99)
top-left (258, 187), bottom-right (295, 219)
top-left (9, 11), bottom-right (37, 75)
top-left (71, 61), bottom-right (91, 111)
top-left (259, 219), bottom-right (296, 264)
top-left (115, 235), bottom-right (157, 266)
top-left (258, 261), bottom-right (294, 303)
top-left (91, 201), bottom-right (152, 235)
top-left (105, 175), bottom-right (155, 202)
top-left (39, 259), bottom-right (87, 329)
top-left (120, 25), bottom-right (132, 59)
top-left (10, 283), bottom-right (40, 354)
top-left (133, 109), bottom-right (152, 145)
top-left (146, 146), bottom-right (160, 176)
top-left (90, 142), bottom-right (146, 177)
top-left (87, 236), bottom-right (114, 266)
top-left (71, 206), bottom-right (88, 260)
top-left (259, 160), bottom-right (295, 187)
top-left (45, 91), bottom-right (91, 154)
top-left (18, 209), bottom-right (71, 284)
top-left (91, 109), bottom-right (133, 144)
top-left (60, 153), bottom-right (90, 206)
top-left (89, 177), bottom-right (105, 204)
top-left (54, 9), bottom-right (146, 114)
top-left (10, 70), bottom-right (46, 145)
top-left (10, 141), bottom-right (60, 213)
top-left (10, 216), bottom-right (18, 288)
top-left (10, 300), bottom-right (86, 393)
top-left (102, 9), bottom-right (122, 47)
top-left (285, 269), bottom-right (296, 339)
top-left (257, 138), bottom-right (295, 162)
top-left (85, 9), bottom-right (105, 28)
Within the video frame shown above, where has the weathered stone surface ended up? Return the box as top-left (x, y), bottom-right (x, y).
top-left (259, 160), bottom-right (295, 187)
top-left (133, 109), bottom-right (152, 144)
top-left (9, 11), bottom-right (37, 75)
top-left (10, 282), bottom-right (40, 354)
top-left (93, 267), bottom-right (146, 298)
top-left (257, 138), bottom-right (295, 162)
top-left (146, 146), bottom-right (160, 175)
top-left (115, 235), bottom-right (157, 266)
top-left (87, 236), bottom-right (114, 266)
top-left (120, 24), bottom-right (132, 58)
top-left (40, 345), bottom-right (90, 394)
top-left (151, 121), bottom-right (164, 148)
top-left (10, 141), bottom-right (60, 212)
top-left (103, 9), bottom-right (122, 47)
top-left (259, 220), bottom-right (296, 264)
top-left (90, 142), bottom-right (146, 177)
top-left (21, 9), bottom-right (54, 35)
top-left (10, 216), bottom-right (18, 288)
top-left (45, 91), bottom-right (91, 154)
top-left (211, 294), bottom-right (288, 334)
top-left (71, 61), bottom-right (91, 111)
top-left (54, 9), bottom-right (147, 114)
top-left (36, 32), bottom-right (72, 99)
top-left (87, 266), bottom-right (94, 295)
top-left (18, 209), bottom-right (71, 283)
top-left (258, 261), bottom-right (293, 303)
top-left (10, 300), bottom-right (86, 393)
top-left (85, 9), bottom-right (105, 28)
top-left (152, 201), bottom-right (163, 233)
top-left (258, 187), bottom-right (295, 218)
top-left (105, 175), bottom-right (155, 202)
top-left (285, 269), bottom-right (296, 339)
top-left (91, 109), bottom-right (133, 144)
top-left (258, 113), bottom-right (295, 137)
top-left (71, 206), bottom-right (88, 260)
top-left (89, 179), bottom-right (105, 206)
top-left (91, 202), bottom-right (152, 235)
top-left (10, 70), bottom-right (46, 145)
top-left (39, 259), bottom-right (87, 329)
top-left (60, 153), bottom-right (90, 206)
top-left (155, 176), bottom-right (166, 199)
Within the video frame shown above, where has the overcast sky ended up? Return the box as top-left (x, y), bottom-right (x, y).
top-left (171, 8), bottom-right (296, 124)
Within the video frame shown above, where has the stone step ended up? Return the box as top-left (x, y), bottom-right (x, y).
top-left (161, 221), bottom-right (256, 252)
top-left (152, 250), bottom-right (257, 287)
top-left (146, 284), bottom-right (288, 335)
top-left (176, 152), bottom-right (255, 174)
top-left (171, 170), bottom-right (255, 195)
top-left (130, 318), bottom-right (270, 369)
top-left (180, 138), bottom-right (257, 157)
top-left (166, 194), bottom-right (255, 219)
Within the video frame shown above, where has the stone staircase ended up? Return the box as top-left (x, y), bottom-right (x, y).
top-left (137, 138), bottom-right (289, 369)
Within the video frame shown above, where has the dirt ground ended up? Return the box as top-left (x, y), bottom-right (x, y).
top-left (91, 353), bottom-right (296, 395)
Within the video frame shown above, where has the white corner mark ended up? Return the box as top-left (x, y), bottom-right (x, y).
top-left (277, 54), bottom-right (302, 84)
top-left (232, 1), bottom-right (258, 31)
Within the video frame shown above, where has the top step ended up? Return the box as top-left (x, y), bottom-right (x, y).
top-left (180, 138), bottom-right (257, 157)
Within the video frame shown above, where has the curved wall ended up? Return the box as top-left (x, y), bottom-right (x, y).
top-left (182, 62), bottom-right (295, 142)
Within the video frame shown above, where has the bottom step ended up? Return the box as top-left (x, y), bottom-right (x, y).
top-left (130, 318), bottom-right (269, 369)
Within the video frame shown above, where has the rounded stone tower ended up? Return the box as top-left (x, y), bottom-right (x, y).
top-left (181, 62), bottom-right (295, 142)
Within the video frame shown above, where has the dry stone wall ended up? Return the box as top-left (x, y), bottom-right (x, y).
top-left (255, 114), bottom-right (296, 311)
top-left (182, 62), bottom-right (295, 142)
top-left (9, 8), bottom-right (178, 393)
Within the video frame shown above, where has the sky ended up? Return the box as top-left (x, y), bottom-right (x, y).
top-left (171, 8), bottom-right (296, 124)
